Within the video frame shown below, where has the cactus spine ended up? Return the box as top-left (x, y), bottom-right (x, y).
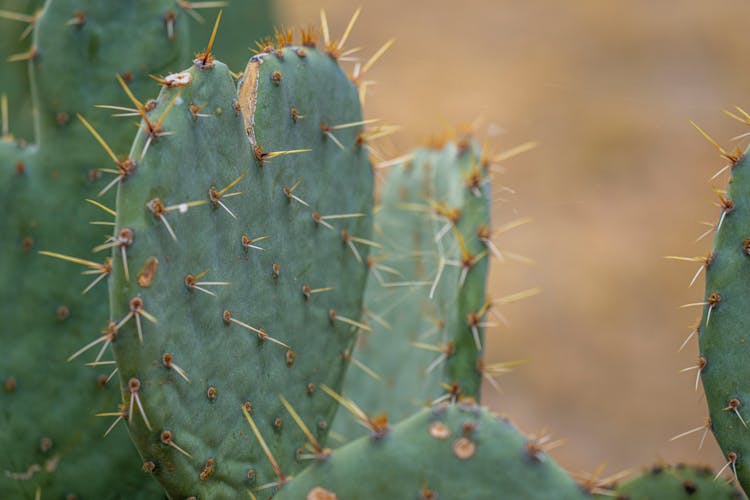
top-left (1, 3), bottom-right (737, 498)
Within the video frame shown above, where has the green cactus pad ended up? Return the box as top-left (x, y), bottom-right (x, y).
top-left (596, 464), bottom-right (741, 500)
top-left (109, 46), bottom-right (373, 497)
top-left (334, 139), bottom-right (496, 439)
top-left (278, 403), bottom-right (586, 500)
top-left (698, 146), bottom-right (750, 492)
top-left (0, 0), bottom-right (190, 497)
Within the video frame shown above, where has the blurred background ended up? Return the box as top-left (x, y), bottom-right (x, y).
top-left (280, 0), bottom-right (750, 480)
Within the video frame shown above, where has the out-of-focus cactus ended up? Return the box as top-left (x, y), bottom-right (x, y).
top-left (0, 0), bottom-right (275, 141)
top-left (108, 32), bottom-right (373, 497)
top-left (333, 138), bottom-right (534, 440)
top-left (595, 464), bottom-right (742, 500)
top-left (0, 0), bottom-right (193, 497)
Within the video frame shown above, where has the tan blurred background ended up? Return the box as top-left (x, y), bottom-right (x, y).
top-left (278, 0), bottom-right (750, 480)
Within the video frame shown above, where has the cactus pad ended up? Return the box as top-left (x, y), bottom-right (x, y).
top-left (279, 403), bottom-right (586, 500)
top-left (698, 145), bottom-right (750, 491)
top-left (109, 43), bottom-right (373, 497)
top-left (333, 139), bottom-right (497, 439)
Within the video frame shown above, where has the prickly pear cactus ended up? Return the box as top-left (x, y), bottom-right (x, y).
top-left (109, 39), bottom-right (373, 497)
top-left (333, 139), bottom-right (497, 439)
top-left (278, 403), bottom-right (586, 500)
top-left (595, 464), bottom-right (742, 500)
top-left (0, 0), bottom-right (190, 497)
top-left (697, 145), bottom-right (750, 491)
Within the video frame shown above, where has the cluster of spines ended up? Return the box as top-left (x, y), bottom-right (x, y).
top-left (249, 8), bottom-right (395, 107)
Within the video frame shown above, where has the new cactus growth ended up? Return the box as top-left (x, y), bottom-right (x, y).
top-left (595, 464), bottom-right (742, 499)
top-left (108, 29), bottom-right (373, 497)
top-left (278, 402), bottom-right (586, 500)
top-left (0, 0), bottom-right (193, 496)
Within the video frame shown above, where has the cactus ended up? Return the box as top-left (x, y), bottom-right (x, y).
top-left (594, 464), bottom-right (742, 500)
top-left (693, 137), bottom-right (750, 490)
top-left (0, 0), bottom-right (277, 496)
top-left (0, 0), bottom-right (194, 497)
top-left (337, 139), bottom-right (490, 433)
top-left (333, 138), bottom-right (534, 440)
top-left (0, 0), bottom-right (275, 141)
top-left (107, 30), bottom-right (373, 497)
top-left (277, 402), bottom-right (586, 500)
top-left (1, 2), bottom-right (732, 498)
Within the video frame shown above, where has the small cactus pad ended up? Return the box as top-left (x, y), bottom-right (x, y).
top-left (110, 47), bottom-right (373, 496)
top-left (334, 139), bottom-right (493, 439)
top-left (278, 403), bottom-right (586, 500)
top-left (698, 147), bottom-right (750, 491)
top-left (595, 464), bottom-right (742, 499)
top-left (0, 0), bottom-right (189, 496)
